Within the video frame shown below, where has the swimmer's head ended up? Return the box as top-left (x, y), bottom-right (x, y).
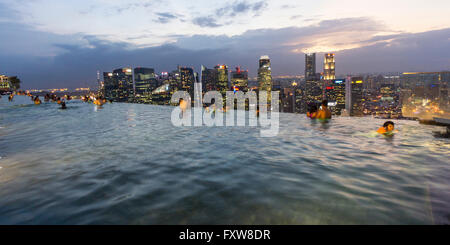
top-left (322, 100), bottom-right (328, 107)
top-left (383, 121), bottom-right (395, 131)
top-left (308, 103), bottom-right (318, 113)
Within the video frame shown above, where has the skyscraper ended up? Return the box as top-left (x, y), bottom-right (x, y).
top-left (0, 75), bottom-right (11, 93)
top-left (214, 64), bottom-right (229, 96)
top-left (230, 66), bottom-right (248, 92)
top-left (179, 67), bottom-right (195, 96)
top-left (201, 65), bottom-right (215, 92)
top-left (304, 53), bottom-right (322, 112)
top-left (134, 67), bottom-right (157, 103)
top-left (324, 79), bottom-right (346, 115)
top-left (345, 77), bottom-right (364, 116)
top-left (113, 68), bottom-right (134, 102)
top-left (305, 53), bottom-right (316, 81)
top-left (323, 53), bottom-right (335, 81)
top-left (258, 55), bottom-right (272, 103)
top-left (103, 72), bottom-right (116, 100)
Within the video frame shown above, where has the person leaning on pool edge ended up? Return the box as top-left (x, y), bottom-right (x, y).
top-left (316, 100), bottom-right (332, 120)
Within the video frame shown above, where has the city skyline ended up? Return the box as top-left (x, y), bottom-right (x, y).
top-left (1, 0), bottom-right (450, 89)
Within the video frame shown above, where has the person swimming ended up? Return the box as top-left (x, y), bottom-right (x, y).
top-left (316, 100), bottom-right (332, 120)
top-left (307, 103), bottom-right (318, 119)
top-left (34, 96), bottom-right (41, 105)
top-left (179, 98), bottom-right (188, 115)
top-left (377, 121), bottom-right (395, 135)
top-left (93, 97), bottom-right (104, 106)
top-left (60, 101), bottom-right (67, 109)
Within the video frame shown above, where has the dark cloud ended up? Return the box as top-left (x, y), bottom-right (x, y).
top-left (154, 12), bottom-right (178, 23)
top-left (193, 1), bottom-right (268, 27)
top-left (156, 12), bottom-right (177, 19)
top-left (216, 0), bottom-right (267, 17)
top-left (252, 1), bottom-right (267, 11)
top-left (1, 16), bottom-right (449, 89)
top-left (192, 17), bottom-right (223, 28)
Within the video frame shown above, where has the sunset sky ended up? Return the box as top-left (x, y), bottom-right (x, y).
top-left (1, 0), bottom-right (449, 89)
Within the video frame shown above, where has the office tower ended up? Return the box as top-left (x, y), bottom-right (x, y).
top-left (214, 64), bottom-right (229, 96)
top-left (258, 55), bottom-right (273, 103)
top-left (304, 72), bottom-right (323, 111)
top-left (345, 77), bottom-right (364, 116)
top-left (134, 67), bottom-right (157, 103)
top-left (324, 79), bottom-right (346, 115)
top-left (323, 53), bottom-right (335, 81)
top-left (103, 72), bottom-right (117, 100)
top-left (333, 79), bottom-right (346, 115)
top-left (168, 69), bottom-right (181, 95)
top-left (179, 67), bottom-right (195, 96)
top-left (230, 66), bottom-right (248, 92)
top-left (201, 65), bottom-right (215, 91)
top-left (281, 88), bottom-right (295, 113)
top-left (149, 71), bottom-right (171, 105)
top-left (0, 75), bottom-right (11, 93)
top-left (112, 68), bottom-right (134, 102)
top-left (305, 53), bottom-right (316, 81)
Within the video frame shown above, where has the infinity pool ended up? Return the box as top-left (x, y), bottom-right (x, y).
top-left (0, 95), bottom-right (449, 224)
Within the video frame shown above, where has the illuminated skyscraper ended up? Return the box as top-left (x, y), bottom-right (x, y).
top-left (323, 53), bottom-right (335, 81)
top-left (258, 55), bottom-right (272, 103)
top-left (345, 77), bottom-right (364, 116)
top-left (134, 67), bottom-right (157, 103)
top-left (169, 69), bottom-right (181, 95)
top-left (201, 65), bottom-right (215, 91)
top-left (305, 53), bottom-right (316, 81)
top-left (179, 67), bottom-right (195, 96)
top-left (324, 79), bottom-right (346, 115)
top-left (230, 66), bottom-right (248, 92)
top-left (103, 72), bottom-right (116, 100)
top-left (112, 68), bottom-right (134, 102)
top-left (214, 64), bottom-right (229, 96)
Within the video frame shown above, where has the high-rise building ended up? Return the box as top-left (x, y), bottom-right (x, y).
top-left (178, 67), bottom-right (195, 96)
top-left (169, 69), bottom-right (181, 95)
top-left (305, 53), bottom-right (316, 81)
top-left (230, 66), bottom-right (248, 92)
top-left (134, 67), bottom-right (157, 103)
top-left (304, 72), bottom-right (323, 111)
top-left (103, 72), bottom-right (116, 100)
top-left (112, 68), bottom-right (134, 102)
top-left (201, 65), bottom-right (215, 92)
top-left (281, 88), bottom-right (295, 113)
top-left (324, 79), bottom-right (346, 115)
top-left (151, 71), bottom-right (172, 105)
top-left (0, 75), bottom-right (11, 93)
top-left (323, 53), bottom-right (335, 81)
top-left (214, 64), bottom-right (229, 96)
top-left (346, 77), bottom-right (364, 116)
top-left (258, 55), bottom-right (272, 103)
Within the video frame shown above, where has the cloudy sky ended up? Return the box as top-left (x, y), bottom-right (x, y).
top-left (1, 0), bottom-right (450, 89)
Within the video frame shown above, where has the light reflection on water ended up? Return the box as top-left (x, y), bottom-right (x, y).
top-left (0, 96), bottom-right (449, 224)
